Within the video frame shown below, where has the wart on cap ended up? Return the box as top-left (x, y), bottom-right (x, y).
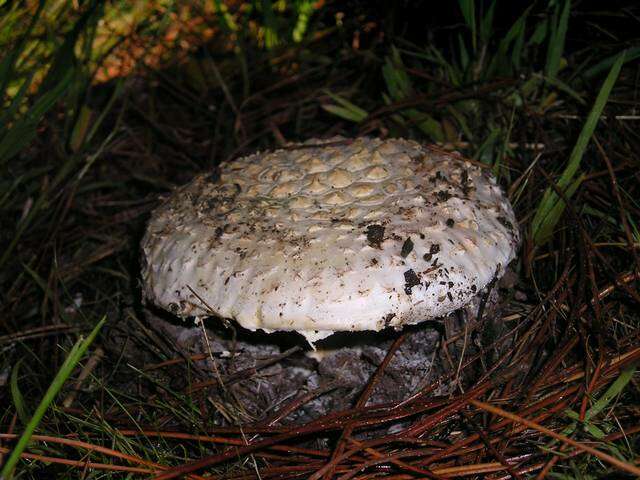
top-left (141, 137), bottom-right (519, 346)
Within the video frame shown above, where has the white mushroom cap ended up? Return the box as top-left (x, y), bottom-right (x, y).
top-left (141, 137), bottom-right (519, 345)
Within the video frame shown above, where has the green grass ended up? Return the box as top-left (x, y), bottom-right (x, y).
top-left (322, 0), bottom-right (603, 177)
top-left (531, 50), bottom-right (626, 245)
top-left (2, 318), bottom-right (105, 479)
top-left (1, 1), bottom-right (639, 478)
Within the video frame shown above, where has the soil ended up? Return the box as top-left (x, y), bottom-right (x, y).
top-left (137, 286), bottom-right (504, 427)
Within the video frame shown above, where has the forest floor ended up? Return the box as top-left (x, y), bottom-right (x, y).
top-left (1, 2), bottom-right (639, 478)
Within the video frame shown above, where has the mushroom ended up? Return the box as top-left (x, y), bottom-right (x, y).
top-left (141, 137), bottom-right (519, 349)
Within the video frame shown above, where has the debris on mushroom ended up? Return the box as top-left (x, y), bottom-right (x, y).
top-left (141, 137), bottom-right (520, 348)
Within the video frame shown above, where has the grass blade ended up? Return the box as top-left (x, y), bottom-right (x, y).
top-left (479, 0), bottom-right (496, 46)
top-left (84, 79), bottom-right (124, 147)
top-left (534, 72), bottom-right (585, 104)
top-left (532, 50), bottom-right (626, 245)
top-left (0, 69), bottom-right (73, 165)
top-left (39, 0), bottom-right (97, 92)
top-left (0, 1), bottom-right (44, 98)
top-left (533, 173), bottom-right (584, 243)
top-left (322, 91), bottom-right (368, 123)
top-left (0, 318), bottom-right (106, 480)
top-left (545, 0), bottom-right (570, 80)
top-left (321, 104), bottom-right (367, 123)
top-left (582, 46), bottom-right (640, 79)
top-left (0, 71), bottom-right (35, 127)
top-left (529, 17), bottom-right (548, 45)
top-left (212, 0), bottom-right (238, 33)
top-left (261, 0), bottom-right (280, 49)
top-left (510, 11), bottom-right (527, 71)
top-left (383, 47), bottom-right (413, 101)
top-left (585, 366), bottom-right (636, 422)
top-left (292, 0), bottom-right (315, 42)
top-left (488, 5), bottom-right (532, 76)
top-left (9, 359), bottom-right (28, 425)
top-left (406, 110), bottom-right (444, 141)
top-left (458, 0), bottom-right (476, 52)
top-left (457, 33), bottom-right (470, 72)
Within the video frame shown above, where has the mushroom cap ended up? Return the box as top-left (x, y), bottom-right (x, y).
top-left (141, 137), bottom-right (519, 344)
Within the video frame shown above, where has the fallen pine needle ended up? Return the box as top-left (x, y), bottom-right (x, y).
top-left (470, 399), bottom-right (640, 477)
